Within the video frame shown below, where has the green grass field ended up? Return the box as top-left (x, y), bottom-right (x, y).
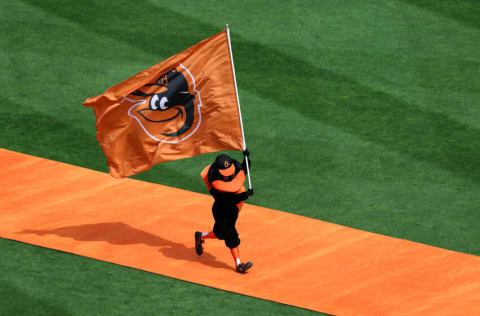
top-left (1, 0), bottom-right (479, 314)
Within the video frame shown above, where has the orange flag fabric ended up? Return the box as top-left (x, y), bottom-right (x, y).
top-left (83, 30), bottom-right (244, 178)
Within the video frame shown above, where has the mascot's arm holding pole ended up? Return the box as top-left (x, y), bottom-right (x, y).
top-left (209, 186), bottom-right (253, 206)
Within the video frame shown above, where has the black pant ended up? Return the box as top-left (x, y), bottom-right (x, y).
top-left (212, 201), bottom-right (240, 249)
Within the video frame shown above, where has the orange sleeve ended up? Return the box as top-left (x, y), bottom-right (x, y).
top-left (200, 165), bottom-right (212, 191)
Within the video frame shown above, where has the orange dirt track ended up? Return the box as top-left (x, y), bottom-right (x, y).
top-left (1, 148), bottom-right (479, 315)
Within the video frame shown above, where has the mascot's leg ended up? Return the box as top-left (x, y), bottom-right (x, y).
top-left (230, 247), bottom-right (241, 266)
top-left (202, 232), bottom-right (217, 239)
top-left (230, 247), bottom-right (253, 274)
top-left (195, 231), bottom-right (217, 256)
top-left (224, 228), bottom-right (253, 274)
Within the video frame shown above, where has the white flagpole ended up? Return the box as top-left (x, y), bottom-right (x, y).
top-left (225, 24), bottom-right (252, 190)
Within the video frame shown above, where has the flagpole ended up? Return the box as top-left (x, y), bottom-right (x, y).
top-left (225, 24), bottom-right (252, 190)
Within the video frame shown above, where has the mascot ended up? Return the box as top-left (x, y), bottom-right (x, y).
top-left (195, 150), bottom-right (254, 273)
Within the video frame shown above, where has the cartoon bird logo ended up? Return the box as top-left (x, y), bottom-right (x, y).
top-left (124, 65), bottom-right (202, 143)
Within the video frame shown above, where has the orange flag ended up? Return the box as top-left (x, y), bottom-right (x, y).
top-left (83, 30), bottom-right (244, 178)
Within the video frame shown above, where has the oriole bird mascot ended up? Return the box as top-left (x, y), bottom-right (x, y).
top-left (195, 150), bottom-right (254, 273)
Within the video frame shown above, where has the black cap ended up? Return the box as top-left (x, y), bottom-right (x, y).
top-left (214, 154), bottom-right (233, 170)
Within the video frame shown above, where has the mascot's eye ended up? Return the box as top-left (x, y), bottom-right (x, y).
top-left (150, 95), bottom-right (169, 111)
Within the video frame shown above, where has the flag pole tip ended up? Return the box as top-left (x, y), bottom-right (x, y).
top-left (225, 24), bottom-right (229, 30)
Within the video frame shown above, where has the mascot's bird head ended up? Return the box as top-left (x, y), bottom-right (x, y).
top-left (208, 154), bottom-right (246, 193)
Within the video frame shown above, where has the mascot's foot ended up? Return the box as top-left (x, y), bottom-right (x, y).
top-left (195, 231), bottom-right (204, 256)
top-left (236, 262), bottom-right (253, 273)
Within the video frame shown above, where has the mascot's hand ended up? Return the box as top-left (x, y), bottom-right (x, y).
top-left (243, 149), bottom-right (250, 157)
top-left (246, 188), bottom-right (254, 197)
